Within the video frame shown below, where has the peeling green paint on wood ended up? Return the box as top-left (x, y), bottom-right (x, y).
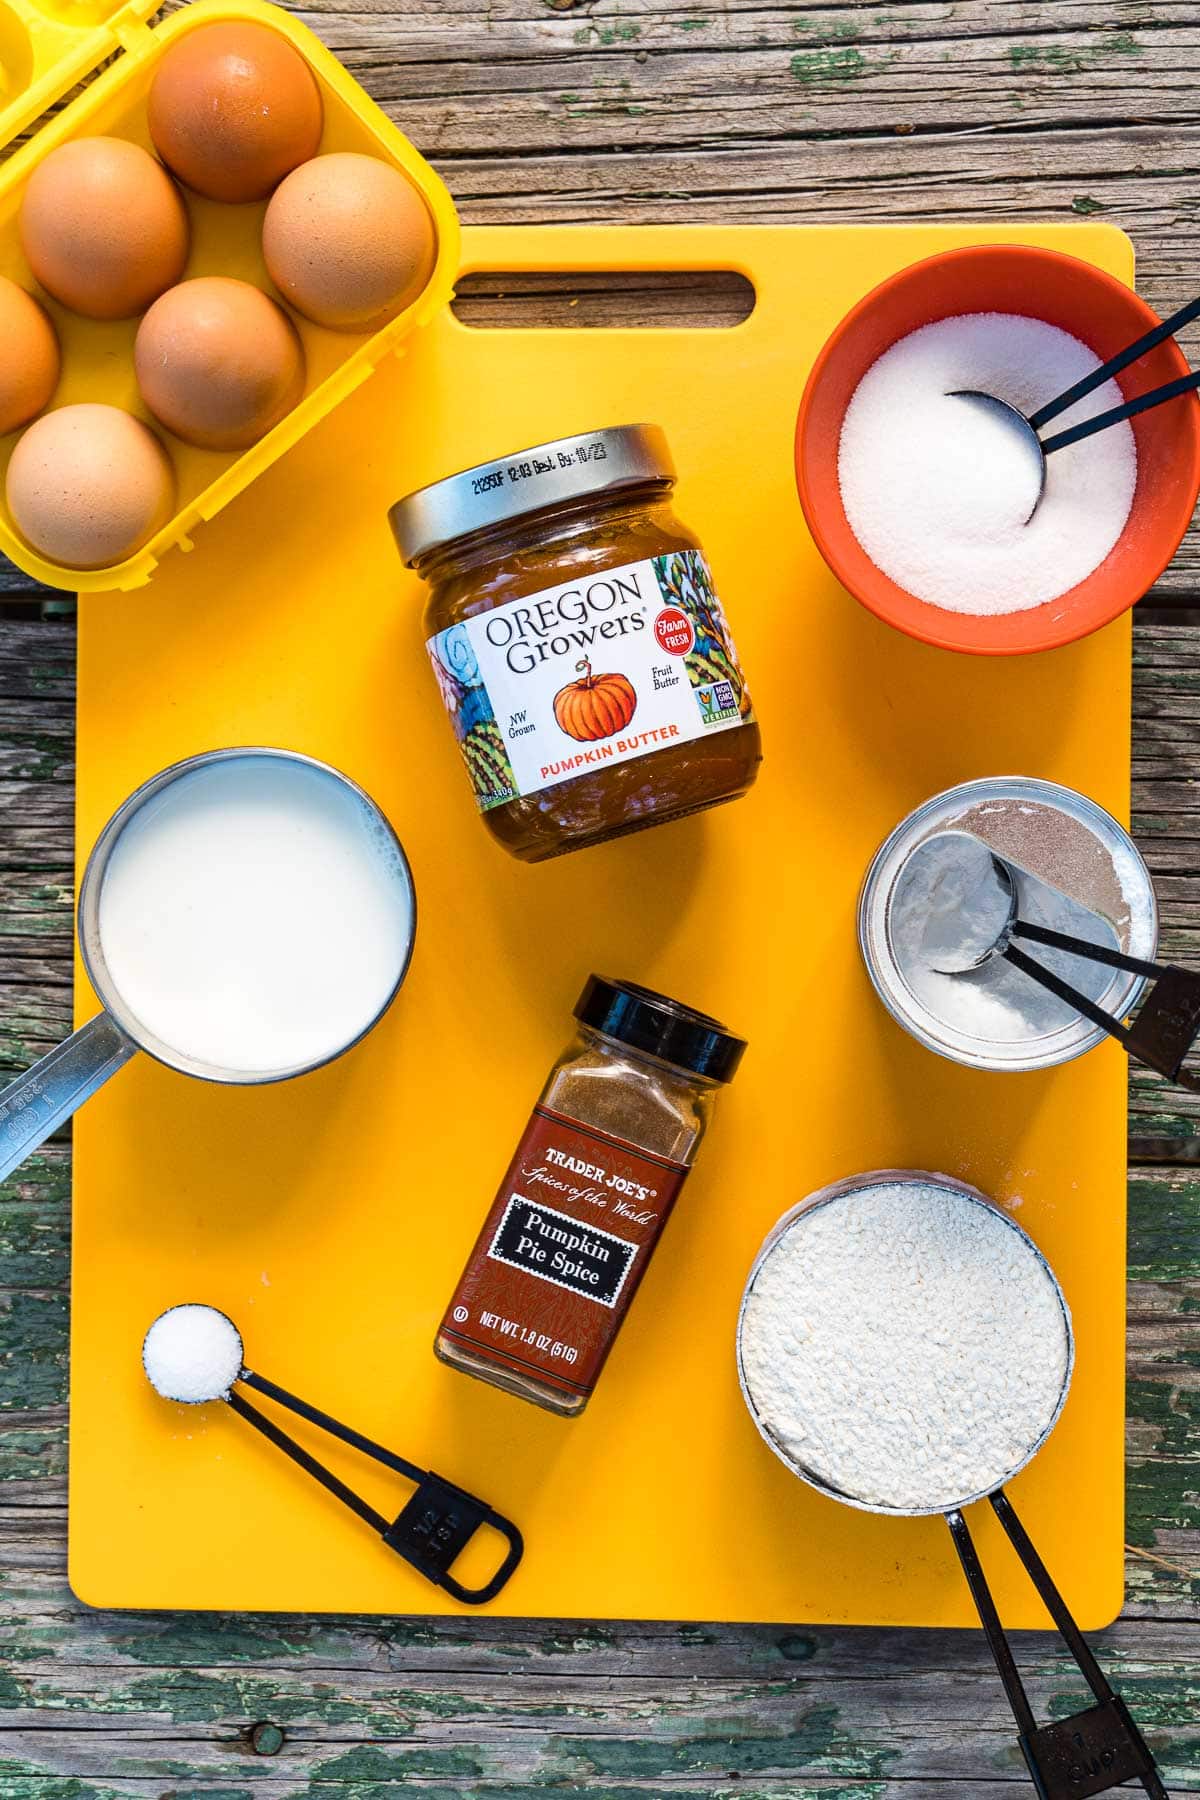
top-left (0, 1292), bottom-right (68, 1413)
top-left (790, 47), bottom-right (867, 85)
top-left (556, 1708), bottom-right (898, 1780)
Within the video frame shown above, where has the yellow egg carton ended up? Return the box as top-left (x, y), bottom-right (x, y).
top-left (0, 0), bottom-right (460, 591)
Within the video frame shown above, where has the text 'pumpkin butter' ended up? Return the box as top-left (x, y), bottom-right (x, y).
top-left (391, 425), bottom-right (762, 862)
top-left (553, 659), bottom-right (637, 742)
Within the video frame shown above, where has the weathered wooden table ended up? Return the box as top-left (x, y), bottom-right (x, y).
top-left (1, 2), bottom-right (1197, 1793)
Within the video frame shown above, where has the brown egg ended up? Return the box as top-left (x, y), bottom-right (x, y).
top-left (6, 404), bottom-right (174, 570)
top-left (0, 279), bottom-right (59, 434)
top-left (19, 138), bottom-right (189, 322)
top-left (263, 152), bottom-right (435, 333)
top-left (148, 22), bottom-right (323, 204)
top-left (135, 277), bottom-right (305, 451)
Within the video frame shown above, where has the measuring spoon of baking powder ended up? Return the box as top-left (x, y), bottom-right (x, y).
top-left (925, 832), bottom-right (1200, 1091)
top-left (950, 291), bottom-right (1200, 515)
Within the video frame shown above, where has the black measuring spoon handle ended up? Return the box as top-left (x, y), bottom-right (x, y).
top-left (229, 1372), bottom-right (525, 1606)
top-left (1040, 369), bottom-right (1200, 457)
top-left (1008, 919), bottom-right (1165, 981)
top-left (1003, 940), bottom-right (1200, 1092)
top-left (241, 1368), bottom-right (425, 1485)
top-left (226, 1387), bottom-right (389, 1533)
top-left (945, 1497), bottom-right (1169, 1798)
top-left (1030, 291), bottom-right (1200, 430)
top-left (1001, 942), bottom-right (1133, 1047)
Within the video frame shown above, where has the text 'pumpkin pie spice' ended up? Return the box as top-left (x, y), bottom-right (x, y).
top-left (390, 425), bottom-right (761, 861)
top-left (435, 975), bottom-right (747, 1416)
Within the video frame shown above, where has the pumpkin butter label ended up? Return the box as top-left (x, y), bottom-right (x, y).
top-left (425, 548), bottom-right (754, 812)
top-left (439, 1105), bottom-right (690, 1399)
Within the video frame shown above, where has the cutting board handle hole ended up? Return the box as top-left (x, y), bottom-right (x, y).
top-left (452, 269), bottom-right (756, 330)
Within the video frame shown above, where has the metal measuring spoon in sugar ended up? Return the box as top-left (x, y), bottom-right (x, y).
top-left (952, 288), bottom-right (1200, 525)
top-left (140, 1304), bottom-right (525, 1605)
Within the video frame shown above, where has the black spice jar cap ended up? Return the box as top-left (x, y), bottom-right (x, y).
top-left (575, 975), bottom-right (747, 1084)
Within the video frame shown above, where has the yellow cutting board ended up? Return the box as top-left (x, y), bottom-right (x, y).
top-left (70, 223), bottom-right (1135, 1626)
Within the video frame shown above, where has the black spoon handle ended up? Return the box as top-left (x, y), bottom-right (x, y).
top-left (241, 1368), bottom-right (425, 1486)
top-left (1040, 368), bottom-right (1200, 456)
top-left (1031, 291), bottom-right (1200, 429)
top-left (227, 1380), bottom-right (525, 1606)
top-left (1001, 941), bottom-right (1133, 1048)
top-left (227, 1388), bottom-right (389, 1533)
top-left (1009, 918), bottom-right (1165, 981)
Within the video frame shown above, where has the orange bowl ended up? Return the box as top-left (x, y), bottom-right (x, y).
top-left (795, 244), bottom-right (1200, 655)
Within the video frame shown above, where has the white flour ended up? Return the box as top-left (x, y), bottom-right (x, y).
top-left (739, 1180), bottom-right (1070, 1512)
top-left (837, 312), bottom-right (1137, 615)
top-left (143, 1304), bottom-right (243, 1404)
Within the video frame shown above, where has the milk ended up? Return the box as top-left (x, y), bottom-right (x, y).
top-left (97, 754), bottom-right (414, 1076)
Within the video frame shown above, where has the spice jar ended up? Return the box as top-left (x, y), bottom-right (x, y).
top-left (390, 425), bottom-right (761, 862)
top-left (436, 975), bottom-right (746, 1416)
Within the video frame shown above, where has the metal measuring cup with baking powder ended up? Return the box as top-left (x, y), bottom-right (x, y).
top-left (858, 776), bottom-right (1158, 1072)
top-left (0, 747), bottom-right (417, 1184)
top-left (736, 1170), bottom-right (1170, 1800)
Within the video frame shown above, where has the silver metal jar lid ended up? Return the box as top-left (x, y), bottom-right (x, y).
top-left (388, 424), bottom-right (675, 566)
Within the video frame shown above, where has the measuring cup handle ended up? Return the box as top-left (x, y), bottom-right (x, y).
top-left (947, 1496), bottom-right (1169, 1798)
top-left (0, 1013), bottom-right (137, 1185)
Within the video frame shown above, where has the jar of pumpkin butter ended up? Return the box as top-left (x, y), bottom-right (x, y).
top-left (389, 425), bottom-right (761, 862)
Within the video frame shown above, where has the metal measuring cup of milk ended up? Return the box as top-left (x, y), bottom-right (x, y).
top-left (0, 747), bottom-right (417, 1186)
top-left (736, 1171), bottom-right (1170, 1800)
top-left (858, 776), bottom-right (1158, 1073)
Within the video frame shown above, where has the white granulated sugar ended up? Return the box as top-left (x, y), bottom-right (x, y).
top-left (837, 313), bottom-right (1137, 615)
top-left (890, 833), bottom-right (1126, 1043)
top-left (740, 1182), bottom-right (1070, 1512)
top-left (142, 1304), bottom-right (243, 1404)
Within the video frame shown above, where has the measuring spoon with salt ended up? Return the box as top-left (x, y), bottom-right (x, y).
top-left (924, 832), bottom-right (1200, 1092)
top-left (950, 290), bottom-right (1200, 514)
top-left (142, 1305), bottom-right (524, 1606)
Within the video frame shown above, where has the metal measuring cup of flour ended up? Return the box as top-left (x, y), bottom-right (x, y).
top-left (0, 747), bottom-right (417, 1186)
top-left (735, 1171), bottom-right (1169, 1800)
top-left (858, 775), bottom-right (1158, 1073)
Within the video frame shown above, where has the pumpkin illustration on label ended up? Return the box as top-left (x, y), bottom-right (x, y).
top-left (553, 658), bottom-right (637, 743)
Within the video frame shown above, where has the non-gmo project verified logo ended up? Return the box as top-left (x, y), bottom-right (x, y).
top-left (696, 680), bottom-right (738, 725)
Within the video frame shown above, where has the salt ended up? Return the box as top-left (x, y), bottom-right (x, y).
top-left (142, 1304), bottom-right (243, 1405)
top-left (739, 1180), bottom-right (1070, 1513)
top-left (837, 312), bottom-right (1137, 615)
